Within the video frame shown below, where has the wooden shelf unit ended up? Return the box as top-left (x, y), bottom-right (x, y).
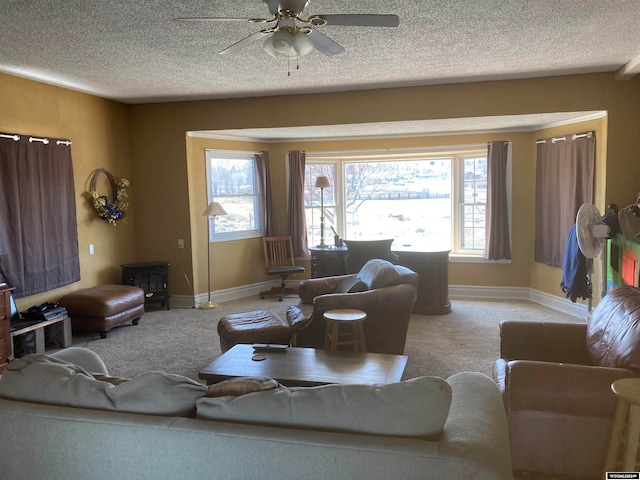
top-left (0, 284), bottom-right (15, 374)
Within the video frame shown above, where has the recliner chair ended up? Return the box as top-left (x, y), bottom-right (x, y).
top-left (342, 238), bottom-right (399, 273)
top-left (492, 285), bottom-right (640, 478)
top-left (286, 259), bottom-right (418, 355)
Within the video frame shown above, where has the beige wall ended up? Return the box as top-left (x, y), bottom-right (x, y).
top-left (3, 71), bottom-right (640, 309)
top-left (185, 136), bottom-right (274, 294)
top-left (132, 73), bottom-right (637, 303)
top-left (0, 73), bottom-right (136, 311)
top-left (528, 117), bottom-right (609, 300)
top-left (183, 118), bottom-right (606, 298)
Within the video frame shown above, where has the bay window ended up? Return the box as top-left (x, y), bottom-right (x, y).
top-left (304, 146), bottom-right (489, 255)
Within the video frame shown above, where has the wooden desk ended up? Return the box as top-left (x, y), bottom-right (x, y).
top-left (199, 344), bottom-right (407, 387)
top-left (310, 245), bottom-right (451, 315)
top-left (394, 247), bottom-right (451, 315)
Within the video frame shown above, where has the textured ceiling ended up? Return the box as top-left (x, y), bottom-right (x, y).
top-left (1, 1), bottom-right (637, 138)
top-left (2, 0), bottom-right (639, 104)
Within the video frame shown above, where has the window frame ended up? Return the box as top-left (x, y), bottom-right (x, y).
top-left (304, 163), bottom-right (338, 247)
top-left (205, 149), bottom-right (264, 242)
top-left (305, 145), bottom-right (493, 256)
top-left (456, 152), bottom-right (488, 254)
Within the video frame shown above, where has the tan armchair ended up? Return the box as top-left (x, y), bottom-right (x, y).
top-left (286, 259), bottom-right (418, 355)
top-left (492, 285), bottom-right (640, 478)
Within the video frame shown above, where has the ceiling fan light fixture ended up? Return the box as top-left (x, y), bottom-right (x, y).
top-left (293, 31), bottom-right (313, 56)
top-left (263, 36), bottom-right (278, 57)
top-left (271, 29), bottom-right (292, 53)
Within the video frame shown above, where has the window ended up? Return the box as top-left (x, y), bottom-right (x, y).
top-left (459, 154), bottom-right (487, 252)
top-left (205, 150), bottom-right (263, 241)
top-left (304, 147), bottom-right (489, 255)
top-left (304, 164), bottom-right (337, 246)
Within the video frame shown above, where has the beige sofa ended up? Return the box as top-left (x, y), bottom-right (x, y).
top-left (0, 348), bottom-right (513, 480)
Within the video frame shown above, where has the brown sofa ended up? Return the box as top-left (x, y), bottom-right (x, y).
top-left (492, 285), bottom-right (640, 478)
top-left (287, 259), bottom-right (418, 355)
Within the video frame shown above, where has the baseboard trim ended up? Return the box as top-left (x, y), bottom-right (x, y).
top-left (528, 289), bottom-right (590, 321)
top-left (449, 285), bottom-right (530, 300)
top-left (171, 282), bottom-right (590, 320)
top-left (450, 285), bottom-right (589, 320)
top-left (168, 281), bottom-right (283, 309)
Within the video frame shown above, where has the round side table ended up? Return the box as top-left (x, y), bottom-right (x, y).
top-left (604, 377), bottom-right (640, 473)
top-left (323, 309), bottom-right (367, 352)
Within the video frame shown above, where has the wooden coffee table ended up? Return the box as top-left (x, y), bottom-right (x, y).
top-left (199, 344), bottom-right (408, 387)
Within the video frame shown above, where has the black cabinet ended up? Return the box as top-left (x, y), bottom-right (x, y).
top-left (121, 262), bottom-right (170, 310)
top-left (309, 247), bottom-right (348, 278)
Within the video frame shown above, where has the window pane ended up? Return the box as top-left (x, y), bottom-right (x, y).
top-left (463, 156), bottom-right (487, 204)
top-left (304, 164), bottom-right (336, 247)
top-left (460, 155), bottom-right (486, 251)
top-left (305, 206), bottom-right (337, 246)
top-left (461, 204), bottom-right (485, 250)
top-left (213, 196), bottom-right (259, 233)
top-left (304, 164), bottom-right (335, 206)
top-left (206, 151), bottom-right (263, 241)
top-left (211, 158), bottom-right (256, 195)
top-left (343, 160), bottom-right (451, 249)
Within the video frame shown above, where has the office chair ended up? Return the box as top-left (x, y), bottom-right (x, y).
top-left (259, 236), bottom-right (306, 301)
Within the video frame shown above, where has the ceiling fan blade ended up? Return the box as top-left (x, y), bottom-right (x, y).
top-left (318, 14), bottom-right (399, 27)
top-left (219, 31), bottom-right (267, 55)
top-left (174, 17), bottom-right (268, 23)
top-left (307, 30), bottom-right (345, 57)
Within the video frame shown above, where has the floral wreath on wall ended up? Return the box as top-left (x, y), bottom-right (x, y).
top-left (86, 168), bottom-right (129, 226)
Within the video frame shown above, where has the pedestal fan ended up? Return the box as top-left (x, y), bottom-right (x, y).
top-left (575, 203), bottom-right (611, 313)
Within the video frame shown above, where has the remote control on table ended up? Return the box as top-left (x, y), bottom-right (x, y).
top-left (252, 343), bottom-right (289, 352)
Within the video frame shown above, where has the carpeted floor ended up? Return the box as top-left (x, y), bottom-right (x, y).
top-left (62, 295), bottom-right (587, 480)
top-left (67, 295), bottom-right (582, 382)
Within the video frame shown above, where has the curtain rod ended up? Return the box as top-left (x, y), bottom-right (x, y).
top-left (536, 131), bottom-right (593, 144)
top-left (0, 133), bottom-right (71, 145)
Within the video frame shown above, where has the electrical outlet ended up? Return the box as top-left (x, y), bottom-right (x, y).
top-left (89, 244), bottom-right (95, 255)
top-left (177, 239), bottom-right (184, 249)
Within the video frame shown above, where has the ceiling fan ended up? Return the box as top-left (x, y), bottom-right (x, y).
top-left (174, 0), bottom-right (399, 61)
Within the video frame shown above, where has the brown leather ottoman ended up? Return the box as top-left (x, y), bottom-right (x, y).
top-left (58, 285), bottom-right (145, 338)
top-left (217, 310), bottom-right (291, 352)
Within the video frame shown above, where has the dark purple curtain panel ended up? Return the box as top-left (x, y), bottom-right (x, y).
top-left (535, 132), bottom-right (595, 267)
top-left (484, 141), bottom-right (511, 260)
top-left (288, 151), bottom-right (309, 257)
top-left (0, 134), bottom-right (80, 297)
top-left (255, 151), bottom-right (275, 237)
